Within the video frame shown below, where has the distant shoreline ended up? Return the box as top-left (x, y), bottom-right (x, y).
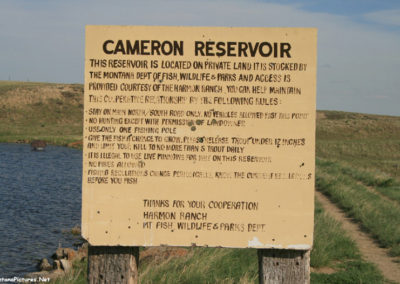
top-left (0, 139), bottom-right (83, 149)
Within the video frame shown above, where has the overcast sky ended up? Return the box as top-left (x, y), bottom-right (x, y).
top-left (1, 0), bottom-right (399, 116)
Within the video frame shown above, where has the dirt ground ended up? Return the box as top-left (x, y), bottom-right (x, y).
top-left (315, 190), bottom-right (400, 283)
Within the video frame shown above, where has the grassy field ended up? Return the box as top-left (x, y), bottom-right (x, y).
top-left (316, 111), bottom-right (400, 258)
top-left (316, 111), bottom-right (400, 178)
top-left (2, 81), bottom-right (399, 283)
top-left (316, 159), bottom-right (400, 257)
top-left (0, 81), bottom-right (83, 146)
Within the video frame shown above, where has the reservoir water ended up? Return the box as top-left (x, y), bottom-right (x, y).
top-left (0, 143), bottom-right (82, 277)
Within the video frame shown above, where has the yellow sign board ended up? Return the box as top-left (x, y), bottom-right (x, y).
top-left (82, 26), bottom-right (317, 249)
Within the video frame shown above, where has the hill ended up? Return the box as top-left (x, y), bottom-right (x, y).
top-left (0, 81), bottom-right (83, 146)
top-left (317, 110), bottom-right (400, 178)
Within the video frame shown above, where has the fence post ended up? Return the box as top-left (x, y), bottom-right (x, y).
top-left (258, 249), bottom-right (310, 284)
top-left (88, 246), bottom-right (139, 284)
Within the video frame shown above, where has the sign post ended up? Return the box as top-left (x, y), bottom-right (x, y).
top-left (258, 249), bottom-right (310, 283)
top-left (83, 26), bottom-right (317, 283)
top-left (88, 246), bottom-right (139, 283)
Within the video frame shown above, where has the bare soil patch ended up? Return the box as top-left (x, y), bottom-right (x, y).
top-left (310, 266), bottom-right (337, 274)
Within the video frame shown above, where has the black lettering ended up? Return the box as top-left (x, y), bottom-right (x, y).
top-left (114, 40), bottom-right (125, 54)
top-left (193, 41), bottom-right (291, 57)
top-left (248, 42), bottom-right (259, 57)
top-left (103, 40), bottom-right (183, 56)
top-left (195, 41), bottom-right (205, 56)
top-left (103, 40), bottom-right (114, 54)
top-left (238, 42), bottom-right (248, 57)
top-left (151, 40), bottom-right (161, 55)
top-left (126, 40), bottom-right (139, 54)
top-left (216, 42), bottom-right (226, 56)
top-left (206, 41), bottom-right (215, 56)
top-left (227, 42), bottom-right (236, 56)
top-left (141, 40), bottom-right (150, 55)
top-left (259, 42), bottom-right (272, 57)
top-left (161, 41), bottom-right (172, 55)
top-left (281, 42), bottom-right (291, 58)
top-left (173, 41), bottom-right (184, 56)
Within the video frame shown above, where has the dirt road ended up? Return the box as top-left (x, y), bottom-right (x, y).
top-left (315, 190), bottom-right (400, 283)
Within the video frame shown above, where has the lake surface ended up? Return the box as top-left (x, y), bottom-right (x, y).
top-left (0, 143), bottom-right (82, 277)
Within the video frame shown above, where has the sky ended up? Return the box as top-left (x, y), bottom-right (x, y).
top-left (0, 0), bottom-right (399, 116)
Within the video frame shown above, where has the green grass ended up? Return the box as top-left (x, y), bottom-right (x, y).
top-left (316, 158), bottom-right (400, 256)
top-left (335, 162), bottom-right (400, 204)
top-left (315, 110), bottom-right (400, 274)
top-left (311, 261), bottom-right (386, 284)
top-left (0, 80), bottom-right (83, 146)
top-left (316, 110), bottom-right (400, 178)
top-left (311, 201), bottom-right (359, 268)
top-left (140, 247), bottom-right (257, 284)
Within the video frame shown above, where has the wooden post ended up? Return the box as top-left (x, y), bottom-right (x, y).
top-left (88, 246), bottom-right (139, 284)
top-left (258, 249), bottom-right (310, 284)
